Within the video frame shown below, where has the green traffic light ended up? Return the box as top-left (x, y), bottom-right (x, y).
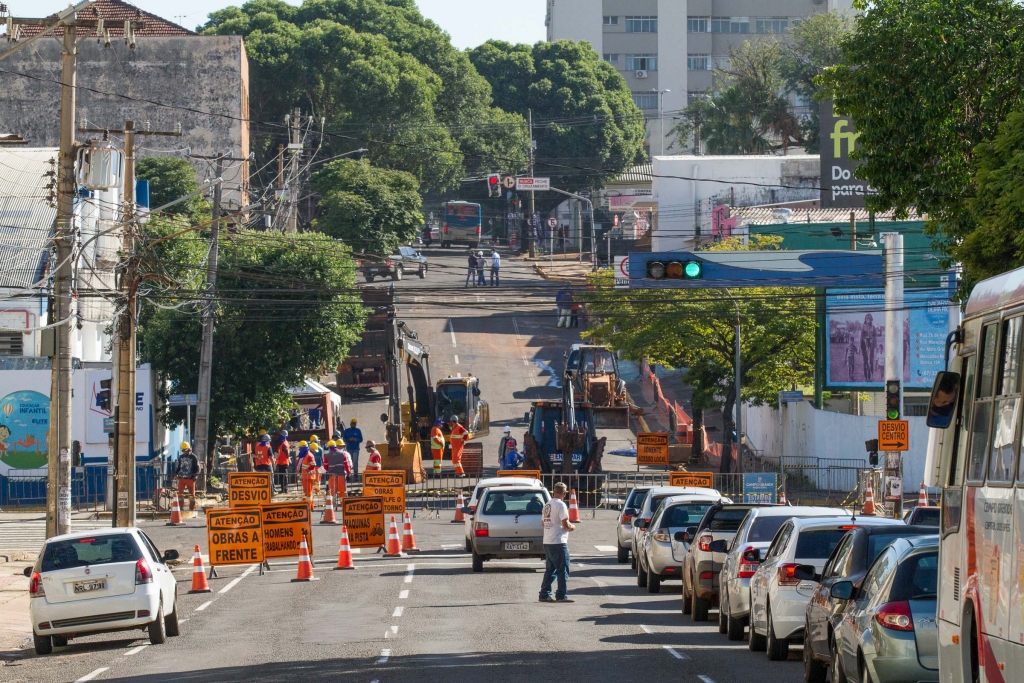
top-left (684, 261), bottom-right (702, 278)
top-left (887, 409), bottom-right (900, 420)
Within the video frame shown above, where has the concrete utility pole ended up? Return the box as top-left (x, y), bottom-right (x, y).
top-left (882, 232), bottom-right (904, 518)
top-left (527, 108), bottom-right (536, 259)
top-left (286, 108), bottom-right (302, 233)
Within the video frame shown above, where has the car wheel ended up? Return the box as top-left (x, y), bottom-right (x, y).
top-left (646, 568), bottom-right (661, 593)
top-left (831, 637), bottom-right (846, 683)
top-left (418, 265), bottom-right (426, 278)
top-left (748, 609), bottom-right (768, 652)
top-left (681, 585), bottom-right (692, 614)
top-left (165, 594), bottom-right (180, 637)
top-left (766, 605), bottom-right (789, 660)
top-left (393, 266), bottom-right (403, 281)
top-left (148, 602), bottom-right (167, 645)
top-left (636, 558), bottom-right (648, 587)
top-left (51, 635), bottom-right (68, 647)
top-left (617, 545), bottom-right (629, 564)
top-left (631, 552), bottom-right (637, 571)
top-left (727, 610), bottom-right (745, 640)
top-left (33, 633), bottom-right (52, 655)
top-left (718, 601), bottom-right (728, 634)
top-left (693, 596), bottom-right (710, 621)
top-left (860, 662), bottom-right (873, 683)
top-left (804, 627), bottom-right (828, 683)
top-left (465, 538), bottom-right (472, 553)
top-left (471, 550), bottom-right (484, 573)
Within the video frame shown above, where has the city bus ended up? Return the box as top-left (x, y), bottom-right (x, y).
top-left (924, 266), bottom-right (1024, 683)
top-left (441, 201), bottom-right (482, 248)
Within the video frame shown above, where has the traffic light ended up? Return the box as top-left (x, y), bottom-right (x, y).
top-left (97, 379), bottom-right (111, 411)
top-left (646, 259), bottom-right (703, 280)
top-left (885, 380), bottom-right (901, 420)
top-left (865, 438), bottom-right (879, 467)
top-left (486, 173), bottom-right (500, 197)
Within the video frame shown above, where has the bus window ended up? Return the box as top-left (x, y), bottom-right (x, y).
top-left (967, 323), bottom-right (998, 481)
top-left (948, 356), bottom-right (974, 487)
top-left (989, 317), bottom-right (1022, 482)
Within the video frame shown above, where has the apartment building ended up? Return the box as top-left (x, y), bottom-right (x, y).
top-left (546, 0), bottom-right (852, 155)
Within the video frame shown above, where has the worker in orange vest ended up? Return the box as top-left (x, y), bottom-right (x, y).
top-left (297, 441), bottom-right (318, 506)
top-left (430, 419), bottom-right (446, 476)
top-left (324, 440), bottom-right (351, 503)
top-left (364, 440), bottom-right (382, 471)
top-left (274, 430), bottom-right (291, 494)
top-left (253, 431), bottom-right (274, 474)
top-left (447, 415), bottom-right (468, 477)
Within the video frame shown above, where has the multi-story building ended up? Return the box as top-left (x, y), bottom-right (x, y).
top-left (546, 0), bottom-right (852, 155)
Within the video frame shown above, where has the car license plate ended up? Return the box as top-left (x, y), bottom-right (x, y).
top-left (73, 580), bottom-right (106, 594)
top-left (504, 542), bottom-right (530, 551)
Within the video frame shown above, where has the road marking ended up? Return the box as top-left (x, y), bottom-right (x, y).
top-left (195, 601), bottom-right (212, 611)
top-left (219, 576), bottom-right (244, 594)
top-left (393, 606), bottom-right (404, 617)
top-left (594, 545), bottom-right (618, 552)
top-left (440, 543), bottom-right (464, 549)
top-left (242, 564), bottom-right (260, 577)
top-left (399, 589), bottom-right (409, 599)
top-left (698, 677), bottom-right (717, 683)
top-left (390, 625), bottom-right (399, 634)
top-left (640, 624), bottom-right (653, 634)
top-left (457, 372), bottom-right (461, 378)
top-left (405, 563), bottom-right (415, 583)
top-left (124, 645), bottom-right (148, 656)
top-left (178, 618), bottom-right (189, 624)
top-left (454, 355), bottom-right (459, 365)
top-left (448, 319), bottom-right (456, 347)
top-left (376, 648), bottom-right (391, 664)
top-left (663, 646), bottom-right (689, 660)
top-left (512, 316), bottom-right (523, 341)
top-left (75, 668), bottom-right (109, 682)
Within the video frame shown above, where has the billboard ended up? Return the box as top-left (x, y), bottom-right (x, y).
top-left (825, 285), bottom-right (955, 390)
top-left (820, 100), bottom-right (871, 208)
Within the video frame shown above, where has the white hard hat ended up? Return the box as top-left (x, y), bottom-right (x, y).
top-left (503, 426), bottom-right (511, 434)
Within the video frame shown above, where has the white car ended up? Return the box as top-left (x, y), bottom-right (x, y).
top-left (27, 527), bottom-right (180, 655)
top-left (614, 486), bottom-right (652, 563)
top-left (463, 476), bottom-right (544, 550)
top-left (748, 515), bottom-right (903, 660)
top-left (467, 485), bottom-right (550, 572)
top-left (636, 492), bottom-right (728, 593)
top-left (630, 486), bottom-right (722, 570)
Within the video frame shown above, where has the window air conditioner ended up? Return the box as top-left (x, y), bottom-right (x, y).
top-left (635, 69), bottom-right (648, 79)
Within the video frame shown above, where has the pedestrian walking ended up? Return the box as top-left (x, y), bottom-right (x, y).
top-left (174, 442), bottom-right (200, 512)
top-left (555, 289), bottom-right (572, 328)
top-left (476, 251), bottom-right (487, 286)
top-left (490, 249), bottom-right (501, 286)
top-left (324, 440), bottom-right (352, 502)
top-left (364, 440), bottom-right (382, 471)
top-left (274, 430), bottom-right (292, 494)
top-left (539, 482), bottom-right (575, 602)
top-left (343, 418), bottom-right (363, 481)
top-left (253, 431), bottom-right (274, 474)
top-left (465, 252), bottom-right (477, 287)
top-left (569, 298), bottom-right (580, 328)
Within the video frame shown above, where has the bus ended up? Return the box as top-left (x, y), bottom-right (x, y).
top-left (441, 201), bottom-right (482, 248)
top-left (924, 266), bottom-right (1024, 683)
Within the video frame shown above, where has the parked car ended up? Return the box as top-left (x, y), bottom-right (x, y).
top-left (830, 536), bottom-right (939, 683)
top-left (362, 245), bottom-right (428, 282)
top-left (803, 523), bottom-right (938, 682)
top-left (614, 486), bottom-right (652, 564)
top-left (27, 528), bottom-right (180, 655)
top-left (903, 506), bottom-right (940, 527)
top-left (467, 485), bottom-right (550, 572)
top-left (630, 486), bottom-right (722, 571)
top-left (682, 502), bottom-right (773, 623)
top-left (715, 506), bottom-right (846, 642)
top-left (636, 492), bottom-right (728, 593)
top-left (463, 476), bottom-right (545, 551)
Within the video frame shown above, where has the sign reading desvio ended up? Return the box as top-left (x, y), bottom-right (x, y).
top-left (628, 251), bottom-right (882, 289)
top-left (820, 100), bottom-right (871, 208)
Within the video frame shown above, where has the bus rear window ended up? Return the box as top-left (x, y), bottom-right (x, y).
top-left (447, 204), bottom-right (479, 217)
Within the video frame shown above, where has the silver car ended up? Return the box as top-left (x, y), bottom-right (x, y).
top-left (467, 485), bottom-right (550, 573)
top-left (630, 486), bottom-right (722, 571)
top-left (636, 493), bottom-right (725, 593)
top-left (463, 476), bottom-right (544, 551)
top-left (830, 536), bottom-right (938, 683)
top-left (614, 486), bottom-right (651, 564)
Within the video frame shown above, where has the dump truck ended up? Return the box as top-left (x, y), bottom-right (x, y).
top-left (336, 286), bottom-right (394, 397)
top-left (564, 344), bottom-right (631, 428)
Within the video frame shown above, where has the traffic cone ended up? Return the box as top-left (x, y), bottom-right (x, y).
top-left (384, 515), bottom-right (403, 557)
top-left (401, 511), bottom-right (420, 552)
top-left (452, 492), bottom-right (466, 523)
top-left (291, 531), bottom-right (318, 582)
top-left (167, 495), bottom-right (185, 526)
top-left (917, 482), bottom-right (929, 507)
top-left (778, 490), bottom-right (787, 505)
top-left (321, 493), bottom-right (337, 524)
top-left (188, 544), bottom-right (211, 593)
top-left (863, 479), bottom-right (876, 515)
top-left (334, 526), bottom-right (355, 570)
top-left (568, 489), bottom-right (581, 523)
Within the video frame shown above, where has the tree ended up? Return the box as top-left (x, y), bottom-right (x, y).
top-left (135, 157), bottom-right (209, 222)
top-left (583, 236), bottom-right (815, 472)
top-left (820, 0), bottom-right (1024, 275)
top-left (468, 39), bottom-right (647, 210)
top-left (313, 158), bottom-right (423, 255)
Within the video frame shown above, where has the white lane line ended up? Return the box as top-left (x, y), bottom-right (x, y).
top-left (640, 624), bottom-right (653, 634)
top-left (399, 589), bottom-right (409, 599)
top-left (454, 355), bottom-right (459, 365)
top-left (440, 543), bottom-right (464, 549)
top-left (242, 564), bottom-right (259, 577)
top-left (512, 316), bottom-right (523, 341)
top-left (457, 372), bottom-right (462, 378)
top-left (663, 645), bottom-right (689, 660)
top-left (219, 576), bottom-right (244, 594)
top-left (124, 645), bottom-right (148, 656)
top-left (698, 677), bottom-right (717, 683)
top-left (405, 563), bottom-right (415, 583)
top-left (448, 319), bottom-right (456, 347)
top-left (195, 600), bottom-right (213, 611)
top-left (75, 668), bottom-right (109, 682)
top-left (594, 545), bottom-right (618, 552)
top-left (376, 648), bottom-right (391, 664)
top-left (390, 625), bottom-right (399, 634)
top-left (392, 606), bottom-right (404, 617)
top-left (178, 618), bottom-right (190, 624)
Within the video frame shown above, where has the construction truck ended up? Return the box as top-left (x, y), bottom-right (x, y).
top-left (336, 286), bottom-right (394, 397)
top-left (564, 344), bottom-right (630, 429)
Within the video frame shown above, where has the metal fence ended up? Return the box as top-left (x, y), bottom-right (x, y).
top-left (1, 464), bottom-right (171, 512)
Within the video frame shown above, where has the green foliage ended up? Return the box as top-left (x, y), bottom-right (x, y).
top-left (583, 235), bottom-right (815, 445)
top-left (312, 158), bottom-right (423, 255)
top-left (820, 0), bottom-right (1024, 275)
top-left (135, 156), bottom-right (209, 222)
top-left (137, 225), bottom-right (365, 437)
top-left (468, 39), bottom-right (647, 209)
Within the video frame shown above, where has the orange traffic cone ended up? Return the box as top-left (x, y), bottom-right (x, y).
top-left (568, 489), bottom-right (581, 523)
top-left (863, 479), bottom-right (876, 515)
top-left (778, 490), bottom-right (787, 505)
top-left (401, 511), bottom-right (420, 552)
top-left (321, 493), bottom-right (337, 524)
top-left (917, 482), bottom-right (929, 507)
top-left (292, 531), bottom-right (318, 582)
top-left (334, 525), bottom-right (355, 570)
top-left (167, 495), bottom-right (185, 526)
top-left (452, 492), bottom-right (466, 523)
top-left (189, 544), bottom-right (211, 593)
top-left (384, 515), bottom-right (403, 557)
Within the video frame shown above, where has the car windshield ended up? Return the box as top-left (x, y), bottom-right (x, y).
top-left (706, 507), bottom-right (751, 531)
top-left (867, 532), bottom-right (929, 562)
top-left (795, 529), bottom-right (849, 559)
top-left (910, 508), bottom-right (941, 526)
top-left (663, 503), bottom-right (713, 527)
top-left (41, 535), bottom-right (142, 572)
top-left (482, 490), bottom-right (547, 515)
top-left (891, 551), bottom-right (939, 600)
top-left (747, 516), bottom-right (788, 542)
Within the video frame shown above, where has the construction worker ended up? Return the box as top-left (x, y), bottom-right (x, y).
top-left (447, 414), bottom-right (468, 477)
top-left (430, 419), bottom-right (446, 476)
top-left (364, 440), bottom-right (382, 471)
top-left (174, 442), bottom-right (200, 512)
top-left (297, 442), bottom-right (318, 507)
top-left (503, 446), bottom-right (524, 470)
top-left (343, 418), bottom-right (363, 480)
top-left (307, 435), bottom-right (326, 490)
top-left (274, 430), bottom-right (292, 494)
top-left (325, 440), bottom-right (352, 502)
top-left (253, 431), bottom-right (273, 474)
top-left (498, 425), bottom-right (517, 467)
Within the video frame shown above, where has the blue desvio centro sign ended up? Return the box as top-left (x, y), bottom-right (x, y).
top-left (627, 251), bottom-right (883, 289)
top-left (743, 473), bottom-right (777, 504)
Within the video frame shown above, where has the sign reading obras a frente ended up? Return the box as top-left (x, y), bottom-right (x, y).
top-left (342, 496), bottom-right (386, 549)
top-left (362, 470), bottom-right (406, 515)
top-left (206, 508), bottom-right (264, 566)
top-left (260, 502), bottom-right (313, 559)
top-left (227, 472), bottom-right (273, 508)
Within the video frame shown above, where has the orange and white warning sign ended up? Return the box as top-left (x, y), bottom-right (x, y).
top-left (497, 469), bottom-right (541, 479)
top-left (637, 432), bottom-right (670, 465)
top-left (227, 472), bottom-right (273, 508)
top-left (669, 471), bottom-right (714, 488)
top-left (206, 508), bottom-right (264, 566)
top-left (342, 496), bottom-right (386, 549)
top-left (260, 502), bottom-right (313, 559)
top-left (362, 471), bottom-right (406, 515)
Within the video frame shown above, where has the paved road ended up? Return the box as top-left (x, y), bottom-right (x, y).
top-left (0, 512), bottom-right (804, 683)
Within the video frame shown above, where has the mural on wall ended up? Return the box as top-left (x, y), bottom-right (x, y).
top-left (0, 390), bottom-right (50, 474)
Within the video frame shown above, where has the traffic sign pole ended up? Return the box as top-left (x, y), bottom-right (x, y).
top-left (882, 232), bottom-right (904, 518)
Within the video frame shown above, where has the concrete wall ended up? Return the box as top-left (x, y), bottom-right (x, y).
top-left (0, 36), bottom-right (249, 209)
top-left (548, 0), bottom-right (603, 49)
top-left (744, 400), bottom-right (932, 488)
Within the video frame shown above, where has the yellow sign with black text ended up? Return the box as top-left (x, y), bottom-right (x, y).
top-left (497, 470), bottom-right (541, 479)
top-left (260, 502), bottom-right (313, 559)
top-left (206, 508), bottom-right (265, 566)
top-left (342, 496), bottom-right (386, 549)
top-left (669, 471), bottom-right (714, 488)
top-left (637, 432), bottom-right (670, 466)
top-left (227, 472), bottom-right (273, 508)
top-left (362, 471), bottom-right (406, 515)
top-left (878, 420), bottom-right (909, 451)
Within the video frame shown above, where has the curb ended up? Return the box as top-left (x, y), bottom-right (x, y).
top-left (0, 550), bottom-right (36, 564)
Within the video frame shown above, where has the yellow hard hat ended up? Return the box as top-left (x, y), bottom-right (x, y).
top-left (350, 417), bottom-right (358, 424)
top-left (299, 440), bottom-right (308, 447)
top-left (180, 441), bottom-right (190, 450)
top-left (326, 439), bottom-right (336, 447)
top-left (258, 429), bottom-right (267, 436)
top-left (310, 434), bottom-right (319, 442)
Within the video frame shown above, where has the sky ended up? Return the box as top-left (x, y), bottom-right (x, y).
top-left (26, 0), bottom-right (548, 50)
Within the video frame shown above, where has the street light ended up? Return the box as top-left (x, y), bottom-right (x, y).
top-left (652, 89), bottom-right (671, 156)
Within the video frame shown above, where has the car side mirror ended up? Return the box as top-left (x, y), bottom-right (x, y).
top-left (686, 525), bottom-right (698, 539)
top-left (742, 548), bottom-right (761, 563)
top-left (793, 564), bottom-right (817, 582)
top-left (831, 581), bottom-right (855, 600)
top-left (708, 540), bottom-right (728, 553)
top-left (461, 506), bottom-right (471, 515)
top-left (23, 566), bottom-right (32, 577)
top-left (926, 371), bottom-right (961, 429)
top-left (162, 549), bottom-right (179, 563)
top-left (675, 531), bottom-right (689, 543)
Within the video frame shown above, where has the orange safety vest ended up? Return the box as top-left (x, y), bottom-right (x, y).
top-left (254, 443), bottom-right (273, 467)
top-left (430, 426), bottom-right (445, 453)
top-left (299, 453), bottom-right (317, 474)
top-left (365, 450), bottom-right (382, 471)
top-left (275, 440), bottom-right (291, 466)
top-left (449, 423), bottom-right (469, 450)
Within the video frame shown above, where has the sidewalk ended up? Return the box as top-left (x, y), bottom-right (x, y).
top-left (0, 554), bottom-right (34, 657)
top-left (526, 254), bottom-right (596, 285)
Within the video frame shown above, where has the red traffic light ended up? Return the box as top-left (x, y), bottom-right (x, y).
top-left (488, 175), bottom-right (499, 185)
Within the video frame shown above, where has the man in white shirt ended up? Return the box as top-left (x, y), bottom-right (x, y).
top-left (539, 481), bottom-right (576, 602)
top-left (489, 249), bottom-right (501, 287)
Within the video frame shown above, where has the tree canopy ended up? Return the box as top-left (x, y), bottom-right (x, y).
top-left (135, 157), bottom-right (209, 222)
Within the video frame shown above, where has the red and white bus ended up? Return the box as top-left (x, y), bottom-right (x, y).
top-left (925, 266), bottom-right (1024, 683)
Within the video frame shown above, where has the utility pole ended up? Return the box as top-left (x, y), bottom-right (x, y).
top-left (285, 109), bottom-right (302, 233)
top-left (849, 211), bottom-right (857, 252)
top-left (527, 108), bottom-right (536, 259)
top-left (882, 232), bottom-right (904, 518)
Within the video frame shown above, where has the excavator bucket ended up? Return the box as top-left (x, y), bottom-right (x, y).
top-left (592, 406), bottom-right (630, 429)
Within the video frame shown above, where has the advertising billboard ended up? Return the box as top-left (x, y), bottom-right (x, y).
top-left (820, 100), bottom-right (871, 208)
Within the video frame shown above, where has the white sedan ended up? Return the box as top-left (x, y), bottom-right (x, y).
top-left (27, 527), bottom-right (180, 654)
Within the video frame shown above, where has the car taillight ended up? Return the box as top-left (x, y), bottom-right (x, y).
top-left (621, 514), bottom-right (632, 525)
top-left (652, 530), bottom-right (670, 543)
top-left (875, 601), bottom-right (914, 631)
top-left (700, 571), bottom-right (713, 580)
top-left (135, 558), bottom-right (154, 584)
top-left (698, 535), bottom-right (713, 552)
top-left (443, 225), bottom-right (449, 233)
top-left (777, 562), bottom-right (802, 586)
top-left (29, 571), bottom-right (44, 598)
top-left (738, 546), bottom-right (759, 578)
top-left (476, 226), bottom-right (481, 234)
top-left (474, 522), bottom-right (489, 537)
top-left (385, 258), bottom-right (392, 267)
top-left (469, 505), bottom-right (477, 514)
